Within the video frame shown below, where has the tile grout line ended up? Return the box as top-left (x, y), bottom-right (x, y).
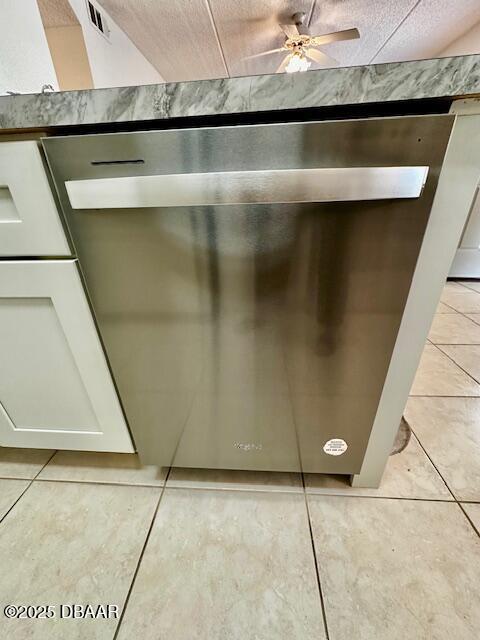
top-left (455, 281), bottom-right (480, 294)
top-left (431, 283), bottom-right (480, 349)
top-left (440, 308), bottom-right (480, 326)
top-left (432, 343), bottom-right (480, 346)
top-left (439, 282), bottom-right (480, 325)
top-left (447, 281), bottom-right (480, 297)
top-left (405, 425), bottom-right (454, 499)
top-left (0, 472), bottom-right (467, 501)
top-left (0, 450), bottom-right (57, 526)
top-left (46, 450), bottom-right (59, 465)
top-left (417, 280), bottom-right (480, 538)
top-left (303, 492), bottom-right (455, 503)
top-left (435, 343), bottom-right (480, 387)
top-left (429, 281), bottom-right (480, 391)
top-left (438, 300), bottom-right (458, 313)
top-left (301, 472), bottom-right (331, 640)
top-left (112, 466), bottom-right (172, 640)
top-left (163, 482), bottom-right (303, 495)
top-left (32, 476), bottom-right (168, 490)
top-left (408, 422), bottom-right (480, 540)
top-left (28, 474), bottom-right (305, 494)
top-left (409, 394), bottom-right (480, 398)
top-left (457, 503), bottom-right (480, 537)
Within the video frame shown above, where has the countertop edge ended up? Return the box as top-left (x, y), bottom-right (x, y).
top-left (1, 54), bottom-right (479, 131)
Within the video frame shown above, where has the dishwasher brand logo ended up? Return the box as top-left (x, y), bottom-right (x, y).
top-left (234, 442), bottom-right (263, 452)
top-left (323, 438), bottom-right (348, 456)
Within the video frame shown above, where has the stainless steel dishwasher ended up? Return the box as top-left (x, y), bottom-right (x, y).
top-left (43, 116), bottom-right (453, 473)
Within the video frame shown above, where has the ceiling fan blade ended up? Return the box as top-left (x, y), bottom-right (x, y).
top-left (305, 47), bottom-right (338, 66)
top-left (276, 54), bottom-right (291, 73)
top-left (280, 23), bottom-right (300, 39)
top-left (311, 27), bottom-right (360, 46)
top-left (243, 48), bottom-right (285, 61)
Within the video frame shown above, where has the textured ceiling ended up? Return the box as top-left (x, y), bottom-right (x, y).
top-left (93, 0), bottom-right (480, 82)
top-left (97, 0), bottom-right (227, 81)
top-left (208, 0), bottom-right (315, 77)
top-left (307, 0), bottom-right (419, 67)
top-left (372, 0), bottom-right (480, 63)
top-left (37, 0), bottom-right (78, 28)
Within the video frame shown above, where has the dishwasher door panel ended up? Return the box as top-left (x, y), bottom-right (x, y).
top-left (42, 116), bottom-right (453, 473)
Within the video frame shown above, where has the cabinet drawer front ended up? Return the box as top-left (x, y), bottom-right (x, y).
top-left (0, 141), bottom-right (70, 256)
top-left (0, 260), bottom-right (133, 452)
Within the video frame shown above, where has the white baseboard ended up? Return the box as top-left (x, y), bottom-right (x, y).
top-left (449, 248), bottom-right (480, 277)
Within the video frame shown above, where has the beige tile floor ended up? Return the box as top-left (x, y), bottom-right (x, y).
top-left (1, 281), bottom-right (480, 639)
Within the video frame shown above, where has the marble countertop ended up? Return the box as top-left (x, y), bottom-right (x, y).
top-left (1, 54), bottom-right (479, 131)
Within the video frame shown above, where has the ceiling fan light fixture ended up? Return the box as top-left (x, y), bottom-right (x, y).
top-left (285, 51), bottom-right (311, 73)
top-left (243, 20), bottom-right (358, 74)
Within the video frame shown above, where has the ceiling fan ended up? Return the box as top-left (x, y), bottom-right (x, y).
top-left (245, 12), bottom-right (360, 73)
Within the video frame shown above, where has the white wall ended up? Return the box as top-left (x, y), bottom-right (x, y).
top-left (0, 0), bottom-right (58, 95)
top-left (440, 20), bottom-right (480, 56)
top-left (444, 21), bottom-right (480, 277)
top-left (68, 0), bottom-right (163, 88)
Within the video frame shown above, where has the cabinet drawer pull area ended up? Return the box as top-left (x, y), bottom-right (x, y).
top-left (0, 141), bottom-right (70, 256)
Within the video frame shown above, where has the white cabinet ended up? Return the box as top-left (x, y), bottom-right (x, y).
top-left (0, 260), bottom-right (134, 452)
top-left (0, 139), bottom-right (133, 453)
top-left (450, 188), bottom-right (480, 277)
top-left (0, 141), bottom-right (70, 256)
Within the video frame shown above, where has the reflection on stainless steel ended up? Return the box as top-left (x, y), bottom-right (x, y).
top-left (43, 116), bottom-right (453, 474)
top-left (65, 166), bottom-right (429, 210)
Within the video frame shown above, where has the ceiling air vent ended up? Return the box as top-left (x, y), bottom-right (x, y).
top-left (86, 1), bottom-right (110, 38)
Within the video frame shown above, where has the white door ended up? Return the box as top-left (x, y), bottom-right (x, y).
top-left (0, 260), bottom-right (134, 452)
top-left (0, 141), bottom-right (70, 256)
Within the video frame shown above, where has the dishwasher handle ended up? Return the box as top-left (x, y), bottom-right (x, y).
top-left (65, 166), bottom-right (429, 210)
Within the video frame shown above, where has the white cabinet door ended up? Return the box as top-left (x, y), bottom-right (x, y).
top-left (0, 260), bottom-right (134, 452)
top-left (0, 141), bottom-right (70, 256)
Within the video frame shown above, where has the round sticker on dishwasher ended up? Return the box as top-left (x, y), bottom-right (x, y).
top-left (323, 439), bottom-right (348, 456)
